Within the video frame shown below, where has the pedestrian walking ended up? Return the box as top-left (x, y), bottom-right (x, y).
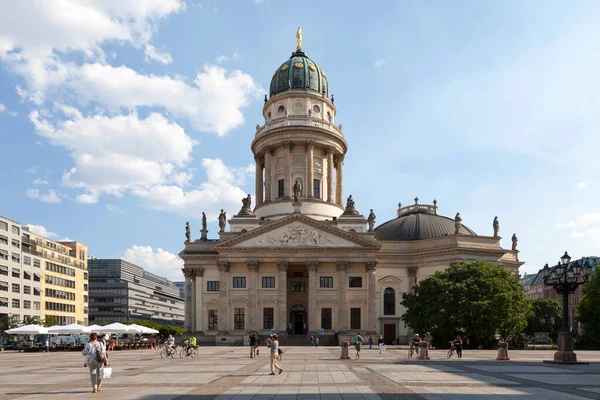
top-left (315, 336), bottom-right (319, 348)
top-left (378, 335), bottom-right (385, 353)
top-left (82, 333), bottom-right (107, 393)
top-left (267, 335), bottom-right (283, 375)
top-left (354, 333), bottom-right (364, 360)
top-left (368, 335), bottom-right (373, 349)
top-left (249, 333), bottom-right (258, 358)
top-left (454, 335), bottom-right (463, 359)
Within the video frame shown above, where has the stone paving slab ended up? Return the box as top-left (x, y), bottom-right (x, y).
top-left (508, 373), bottom-right (600, 386)
top-left (409, 386), bottom-right (589, 399)
top-left (467, 365), bottom-right (577, 373)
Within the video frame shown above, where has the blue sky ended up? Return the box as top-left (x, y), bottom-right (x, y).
top-left (1, 0), bottom-right (599, 281)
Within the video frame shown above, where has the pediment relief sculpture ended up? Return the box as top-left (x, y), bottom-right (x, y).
top-left (235, 222), bottom-right (357, 248)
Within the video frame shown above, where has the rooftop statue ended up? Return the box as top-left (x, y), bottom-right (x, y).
top-left (293, 179), bottom-right (303, 203)
top-left (296, 27), bottom-right (302, 51)
top-left (512, 233), bottom-right (518, 251)
top-left (454, 212), bottom-right (462, 234)
top-left (367, 209), bottom-right (376, 232)
top-left (202, 212), bottom-right (207, 231)
top-left (185, 222), bottom-right (191, 243)
top-left (218, 209), bottom-right (227, 232)
top-left (343, 195), bottom-right (359, 215)
top-left (238, 194), bottom-right (254, 216)
top-left (493, 216), bottom-right (499, 238)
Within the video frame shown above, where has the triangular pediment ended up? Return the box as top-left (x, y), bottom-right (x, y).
top-left (259, 297), bottom-right (279, 304)
top-left (317, 296), bottom-right (337, 304)
top-left (204, 298), bottom-right (220, 305)
top-left (229, 296), bottom-right (248, 304)
top-left (216, 213), bottom-right (380, 249)
top-left (378, 275), bottom-right (402, 284)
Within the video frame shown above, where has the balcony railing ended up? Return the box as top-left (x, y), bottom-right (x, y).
top-left (398, 199), bottom-right (438, 216)
top-left (256, 116), bottom-right (343, 137)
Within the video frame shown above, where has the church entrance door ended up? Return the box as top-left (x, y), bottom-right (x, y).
top-left (384, 324), bottom-right (396, 345)
top-left (290, 304), bottom-right (307, 335)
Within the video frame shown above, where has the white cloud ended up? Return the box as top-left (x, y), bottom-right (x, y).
top-left (67, 63), bottom-right (262, 135)
top-left (559, 213), bottom-right (600, 230)
top-left (24, 166), bottom-right (37, 174)
top-left (25, 224), bottom-right (58, 239)
top-left (24, 187), bottom-right (62, 204)
top-left (132, 158), bottom-right (252, 219)
top-left (122, 245), bottom-right (183, 281)
top-left (0, 103), bottom-right (16, 116)
top-left (33, 178), bottom-right (48, 185)
top-left (373, 59), bottom-right (385, 68)
top-left (559, 213), bottom-right (600, 249)
top-left (59, 237), bottom-right (73, 242)
top-left (216, 55), bottom-right (229, 64)
top-left (577, 180), bottom-right (595, 189)
top-left (144, 44), bottom-right (173, 65)
top-left (30, 110), bottom-right (196, 203)
top-left (170, 171), bottom-right (194, 186)
top-left (0, 1), bottom-right (185, 102)
top-left (25, 188), bottom-right (39, 199)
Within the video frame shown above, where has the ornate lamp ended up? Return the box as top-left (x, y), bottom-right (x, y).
top-left (561, 251), bottom-right (571, 265)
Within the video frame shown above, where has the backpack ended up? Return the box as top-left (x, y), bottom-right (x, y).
top-left (95, 343), bottom-right (105, 363)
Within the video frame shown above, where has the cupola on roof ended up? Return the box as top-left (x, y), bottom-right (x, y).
top-left (374, 199), bottom-right (477, 241)
top-left (269, 28), bottom-right (329, 98)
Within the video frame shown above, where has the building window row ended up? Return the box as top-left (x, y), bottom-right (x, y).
top-left (0, 265), bottom-right (7, 276)
top-left (46, 261), bottom-right (76, 277)
top-left (207, 281), bottom-right (219, 291)
top-left (0, 280), bottom-right (8, 291)
top-left (45, 275), bottom-right (75, 289)
top-left (321, 307), bottom-right (332, 330)
top-left (349, 277), bottom-right (363, 288)
top-left (11, 253), bottom-right (20, 263)
top-left (320, 277), bottom-right (333, 288)
top-left (89, 288), bottom-right (127, 295)
top-left (0, 297), bottom-right (7, 307)
top-left (208, 309), bottom-right (218, 330)
top-left (233, 277), bottom-right (246, 288)
top-left (45, 301), bottom-right (75, 313)
top-left (0, 235), bottom-right (7, 245)
top-left (12, 239), bottom-right (20, 249)
top-left (46, 315), bottom-right (75, 325)
top-left (45, 288), bottom-right (76, 301)
top-left (291, 282), bottom-right (305, 292)
top-left (263, 307), bottom-right (274, 329)
top-left (262, 277), bottom-right (275, 288)
top-left (0, 250), bottom-right (7, 261)
top-left (0, 221), bottom-right (7, 231)
top-left (234, 307), bottom-right (245, 330)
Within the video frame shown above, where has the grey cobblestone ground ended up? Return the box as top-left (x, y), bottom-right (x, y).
top-left (1, 347), bottom-right (600, 399)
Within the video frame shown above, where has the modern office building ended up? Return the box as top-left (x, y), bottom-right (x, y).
top-left (1, 215), bottom-right (88, 326)
top-left (174, 282), bottom-right (185, 299)
top-left (88, 259), bottom-right (185, 326)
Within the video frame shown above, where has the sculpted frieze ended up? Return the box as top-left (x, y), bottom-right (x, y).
top-left (237, 223), bottom-right (353, 247)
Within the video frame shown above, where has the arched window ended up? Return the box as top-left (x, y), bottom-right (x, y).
top-left (383, 287), bottom-right (395, 315)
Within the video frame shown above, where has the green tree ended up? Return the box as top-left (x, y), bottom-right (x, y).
top-left (0, 315), bottom-right (21, 334)
top-left (22, 316), bottom-right (41, 326)
top-left (41, 316), bottom-right (59, 327)
top-left (577, 274), bottom-right (600, 348)
top-left (401, 260), bottom-right (531, 348)
top-left (524, 299), bottom-right (561, 340)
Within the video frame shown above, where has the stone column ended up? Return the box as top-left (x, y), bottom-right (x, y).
top-left (283, 140), bottom-right (293, 198)
top-left (254, 154), bottom-right (263, 206)
top-left (190, 269), bottom-right (197, 332)
top-left (277, 261), bottom-right (289, 334)
top-left (182, 268), bottom-right (193, 333)
top-left (326, 147), bottom-right (334, 202)
top-left (264, 147), bottom-right (272, 202)
top-left (307, 261), bottom-right (318, 333)
top-left (366, 261), bottom-right (378, 333)
top-left (306, 140), bottom-right (315, 198)
top-left (336, 261), bottom-right (348, 331)
top-left (336, 155), bottom-right (344, 206)
top-left (195, 268), bottom-right (204, 333)
top-left (217, 261), bottom-right (230, 333)
top-left (247, 261), bottom-right (259, 332)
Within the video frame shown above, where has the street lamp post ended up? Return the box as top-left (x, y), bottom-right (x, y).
top-left (542, 252), bottom-right (592, 363)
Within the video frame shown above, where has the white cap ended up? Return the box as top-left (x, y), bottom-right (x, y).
top-left (415, 334), bottom-right (419, 337)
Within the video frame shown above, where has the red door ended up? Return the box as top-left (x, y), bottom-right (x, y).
top-left (384, 324), bottom-right (396, 345)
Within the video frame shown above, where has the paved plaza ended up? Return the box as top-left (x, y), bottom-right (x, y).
top-left (1, 347), bottom-right (600, 400)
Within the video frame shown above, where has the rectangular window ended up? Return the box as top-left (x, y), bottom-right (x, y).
top-left (33, 259), bottom-right (40, 268)
top-left (11, 226), bottom-right (19, 235)
top-left (234, 307), bottom-right (245, 330)
top-left (12, 239), bottom-right (20, 248)
top-left (0, 281), bottom-right (8, 291)
top-left (291, 282), bottom-right (305, 292)
top-left (207, 281), bottom-right (219, 291)
top-left (33, 288), bottom-right (40, 296)
top-left (23, 285), bottom-right (31, 295)
top-left (278, 179), bottom-right (285, 198)
top-left (320, 277), bottom-right (333, 288)
top-left (23, 300), bottom-right (31, 309)
top-left (313, 179), bottom-right (320, 199)
top-left (33, 301), bottom-right (41, 310)
top-left (350, 307), bottom-right (361, 330)
top-left (23, 256), bottom-right (31, 265)
top-left (0, 221), bottom-right (7, 231)
top-left (321, 307), bottom-right (332, 330)
top-left (208, 310), bottom-right (218, 330)
top-left (12, 268), bottom-right (20, 278)
top-left (0, 265), bottom-right (7, 276)
top-left (33, 273), bottom-right (40, 282)
top-left (292, 271), bottom-right (304, 278)
top-left (262, 277), bottom-right (275, 288)
top-left (12, 283), bottom-right (20, 293)
top-left (12, 298), bottom-right (20, 308)
top-left (263, 307), bottom-right (274, 330)
top-left (0, 297), bottom-right (7, 307)
top-left (23, 271), bottom-right (31, 280)
top-left (0, 235), bottom-right (7, 245)
top-left (349, 277), bottom-right (363, 288)
top-left (0, 250), bottom-right (8, 260)
top-left (11, 253), bottom-right (20, 263)
top-left (232, 277), bottom-right (246, 288)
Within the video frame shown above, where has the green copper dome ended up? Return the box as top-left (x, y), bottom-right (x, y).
top-left (269, 51), bottom-right (328, 98)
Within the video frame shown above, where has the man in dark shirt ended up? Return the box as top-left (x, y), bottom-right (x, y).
top-left (249, 333), bottom-right (258, 358)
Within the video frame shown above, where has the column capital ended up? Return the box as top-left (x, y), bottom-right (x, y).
top-left (324, 145), bottom-right (334, 155)
top-left (306, 261), bottom-right (318, 272)
top-left (216, 261), bottom-right (230, 272)
top-left (306, 140), bottom-right (316, 150)
top-left (283, 140), bottom-right (293, 150)
top-left (193, 268), bottom-right (205, 277)
top-left (247, 261), bottom-right (259, 272)
top-left (277, 261), bottom-right (289, 272)
top-left (407, 267), bottom-right (417, 277)
top-left (254, 153), bottom-right (263, 162)
top-left (365, 261), bottom-right (378, 272)
top-left (335, 154), bottom-right (345, 164)
top-left (263, 145), bottom-right (274, 155)
top-left (336, 261), bottom-right (349, 271)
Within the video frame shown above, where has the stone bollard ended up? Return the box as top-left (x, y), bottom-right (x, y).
top-left (496, 341), bottom-right (510, 361)
top-left (418, 341), bottom-right (430, 360)
top-left (341, 341), bottom-right (350, 359)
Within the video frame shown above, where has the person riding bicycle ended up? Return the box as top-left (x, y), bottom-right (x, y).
top-left (187, 335), bottom-right (197, 355)
top-left (166, 334), bottom-right (175, 355)
top-left (411, 334), bottom-right (422, 356)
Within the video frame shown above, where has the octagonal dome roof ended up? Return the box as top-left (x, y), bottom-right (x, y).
top-left (269, 50), bottom-right (328, 98)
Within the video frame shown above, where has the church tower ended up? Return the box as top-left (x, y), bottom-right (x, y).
top-left (252, 28), bottom-right (347, 221)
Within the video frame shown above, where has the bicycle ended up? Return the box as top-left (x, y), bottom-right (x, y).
top-left (408, 344), bottom-right (415, 359)
top-left (179, 341), bottom-right (198, 359)
top-left (447, 342), bottom-right (457, 359)
top-left (160, 344), bottom-right (179, 359)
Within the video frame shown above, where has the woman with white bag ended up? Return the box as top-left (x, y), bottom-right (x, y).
top-left (82, 332), bottom-right (108, 393)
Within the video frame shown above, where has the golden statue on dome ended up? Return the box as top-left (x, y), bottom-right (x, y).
top-left (296, 27), bottom-right (302, 51)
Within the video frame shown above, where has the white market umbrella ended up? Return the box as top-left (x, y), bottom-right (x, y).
top-left (96, 323), bottom-right (141, 334)
top-left (48, 324), bottom-right (91, 334)
top-left (87, 324), bottom-right (103, 331)
top-left (128, 324), bottom-right (159, 334)
top-left (5, 324), bottom-right (48, 335)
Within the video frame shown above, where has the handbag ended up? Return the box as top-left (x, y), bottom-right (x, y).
top-left (277, 348), bottom-right (283, 355)
top-left (99, 367), bottom-right (112, 379)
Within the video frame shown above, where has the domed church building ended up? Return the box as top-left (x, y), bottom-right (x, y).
top-left (180, 30), bottom-right (522, 344)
